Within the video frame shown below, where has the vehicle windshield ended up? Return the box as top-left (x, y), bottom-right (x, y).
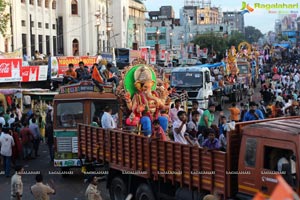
top-left (238, 64), bottom-right (248, 75)
top-left (56, 102), bottom-right (83, 128)
top-left (171, 72), bottom-right (203, 87)
top-left (91, 100), bottom-right (119, 123)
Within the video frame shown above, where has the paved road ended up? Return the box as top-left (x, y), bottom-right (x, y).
top-left (0, 143), bottom-right (110, 200)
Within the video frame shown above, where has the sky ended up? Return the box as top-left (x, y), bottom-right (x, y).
top-left (143, 0), bottom-right (299, 34)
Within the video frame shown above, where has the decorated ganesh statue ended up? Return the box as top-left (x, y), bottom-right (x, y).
top-left (116, 63), bottom-right (170, 126)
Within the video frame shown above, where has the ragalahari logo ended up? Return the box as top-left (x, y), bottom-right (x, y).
top-left (241, 1), bottom-right (254, 15)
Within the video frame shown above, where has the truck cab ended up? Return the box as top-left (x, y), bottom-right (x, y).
top-left (53, 81), bottom-right (121, 169)
top-left (236, 118), bottom-right (299, 199)
top-left (170, 66), bottom-right (212, 109)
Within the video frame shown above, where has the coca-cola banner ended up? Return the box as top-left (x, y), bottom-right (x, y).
top-left (140, 48), bottom-right (148, 64)
top-left (21, 65), bottom-right (48, 82)
top-left (0, 59), bottom-right (48, 83)
top-left (150, 50), bottom-right (156, 64)
top-left (0, 58), bottom-right (22, 82)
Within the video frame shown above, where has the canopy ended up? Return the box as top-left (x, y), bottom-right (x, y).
top-left (197, 62), bottom-right (226, 69)
top-left (272, 43), bottom-right (290, 49)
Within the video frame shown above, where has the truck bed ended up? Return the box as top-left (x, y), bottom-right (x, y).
top-left (77, 124), bottom-right (240, 198)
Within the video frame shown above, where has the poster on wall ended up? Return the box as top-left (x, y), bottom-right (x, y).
top-left (21, 65), bottom-right (48, 82)
top-left (0, 58), bottom-right (22, 82)
top-left (140, 48), bottom-right (149, 64)
top-left (150, 50), bottom-right (156, 64)
top-left (160, 49), bottom-right (166, 61)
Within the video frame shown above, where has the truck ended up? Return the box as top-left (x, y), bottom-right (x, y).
top-left (77, 116), bottom-right (300, 200)
top-left (170, 66), bottom-right (213, 109)
top-left (52, 81), bottom-right (122, 169)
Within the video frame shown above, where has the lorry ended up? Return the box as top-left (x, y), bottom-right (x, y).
top-left (77, 116), bottom-right (300, 200)
top-left (52, 81), bottom-right (122, 169)
top-left (170, 66), bottom-right (213, 109)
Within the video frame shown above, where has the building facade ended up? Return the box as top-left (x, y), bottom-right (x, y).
top-left (2, 0), bottom-right (57, 58)
top-left (222, 11), bottom-right (245, 33)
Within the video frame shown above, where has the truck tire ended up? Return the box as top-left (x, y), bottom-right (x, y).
top-left (135, 183), bottom-right (156, 200)
top-left (110, 176), bottom-right (128, 200)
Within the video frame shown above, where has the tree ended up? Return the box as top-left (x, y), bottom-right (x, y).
top-left (227, 31), bottom-right (245, 47)
top-left (244, 26), bottom-right (263, 43)
top-left (0, 0), bottom-right (9, 37)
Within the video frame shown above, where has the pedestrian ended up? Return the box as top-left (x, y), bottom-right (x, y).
top-left (20, 122), bottom-right (34, 160)
top-left (45, 121), bottom-right (54, 162)
top-left (227, 103), bottom-right (240, 122)
top-left (101, 106), bottom-right (116, 129)
top-left (242, 102), bottom-right (265, 122)
top-left (29, 118), bottom-right (41, 157)
top-left (31, 174), bottom-right (55, 200)
top-left (0, 125), bottom-right (15, 177)
top-left (11, 165), bottom-right (24, 200)
top-left (11, 124), bottom-right (22, 167)
top-left (85, 175), bottom-right (102, 200)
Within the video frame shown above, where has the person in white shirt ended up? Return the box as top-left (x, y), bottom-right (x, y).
top-left (172, 111), bottom-right (189, 145)
top-left (0, 126), bottom-right (15, 177)
top-left (169, 99), bottom-right (183, 123)
top-left (101, 106), bottom-right (116, 129)
top-left (0, 112), bottom-right (5, 126)
top-left (7, 114), bottom-right (15, 128)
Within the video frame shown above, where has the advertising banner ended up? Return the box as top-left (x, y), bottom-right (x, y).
top-left (21, 65), bottom-right (48, 82)
top-left (129, 50), bottom-right (141, 64)
top-left (140, 48), bottom-right (148, 63)
top-left (50, 56), bottom-right (99, 78)
top-left (0, 59), bottom-right (48, 82)
top-left (150, 50), bottom-right (156, 65)
top-left (160, 49), bottom-right (166, 60)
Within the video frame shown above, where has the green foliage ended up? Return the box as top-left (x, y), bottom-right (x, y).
top-left (244, 26), bottom-right (263, 43)
top-left (0, 0), bottom-right (9, 37)
top-left (227, 31), bottom-right (245, 47)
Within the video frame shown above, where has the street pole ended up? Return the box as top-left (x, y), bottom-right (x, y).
top-left (169, 32), bottom-right (173, 50)
top-left (106, 0), bottom-right (110, 53)
top-left (155, 27), bottom-right (160, 62)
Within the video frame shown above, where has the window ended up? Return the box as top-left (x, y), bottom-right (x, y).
top-left (38, 35), bottom-right (43, 53)
top-left (72, 39), bottom-right (79, 56)
top-left (263, 146), bottom-right (295, 171)
top-left (56, 102), bottom-right (83, 128)
top-left (71, 0), bottom-right (78, 15)
top-left (30, 0), bottom-right (34, 5)
top-left (22, 34), bottom-right (27, 55)
top-left (123, 6), bottom-right (126, 22)
top-left (37, 0), bottom-right (41, 6)
top-left (45, 0), bottom-right (49, 8)
top-left (21, 0), bottom-right (25, 3)
top-left (31, 21), bottom-right (34, 28)
top-left (38, 22), bottom-right (42, 28)
top-left (45, 23), bottom-right (49, 29)
top-left (52, 0), bottom-right (56, 9)
top-left (91, 100), bottom-right (119, 126)
top-left (52, 24), bottom-right (56, 29)
top-left (21, 20), bottom-right (26, 27)
top-left (244, 138), bottom-right (257, 167)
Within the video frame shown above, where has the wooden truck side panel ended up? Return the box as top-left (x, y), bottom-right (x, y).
top-left (78, 124), bottom-right (228, 197)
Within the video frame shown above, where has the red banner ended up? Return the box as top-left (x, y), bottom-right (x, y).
top-left (140, 48), bottom-right (148, 63)
top-left (51, 56), bottom-right (98, 76)
top-left (150, 50), bottom-right (156, 64)
top-left (0, 59), bottom-right (48, 82)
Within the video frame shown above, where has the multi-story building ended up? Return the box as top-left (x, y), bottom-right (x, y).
top-left (180, 6), bottom-right (220, 25)
top-left (2, 0), bottom-right (57, 58)
top-left (222, 11), bottom-right (245, 33)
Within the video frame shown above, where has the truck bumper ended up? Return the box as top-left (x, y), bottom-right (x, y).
top-left (54, 159), bottom-right (83, 167)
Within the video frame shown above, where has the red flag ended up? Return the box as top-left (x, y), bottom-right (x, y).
top-left (92, 67), bottom-right (103, 84)
top-left (253, 192), bottom-right (265, 200)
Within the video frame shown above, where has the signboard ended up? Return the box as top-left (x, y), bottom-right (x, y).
top-left (140, 48), bottom-right (148, 64)
top-left (0, 59), bottom-right (48, 82)
top-left (129, 50), bottom-right (141, 64)
top-left (0, 58), bottom-right (22, 82)
top-left (150, 50), bottom-right (156, 64)
top-left (21, 65), bottom-right (48, 82)
top-left (100, 53), bottom-right (113, 62)
top-left (50, 56), bottom-right (99, 78)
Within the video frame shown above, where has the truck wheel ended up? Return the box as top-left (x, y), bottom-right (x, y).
top-left (110, 177), bottom-right (128, 200)
top-left (135, 183), bottom-right (156, 200)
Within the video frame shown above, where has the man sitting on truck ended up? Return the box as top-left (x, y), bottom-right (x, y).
top-left (63, 64), bottom-right (77, 84)
top-left (76, 61), bottom-right (91, 81)
top-left (202, 129), bottom-right (220, 150)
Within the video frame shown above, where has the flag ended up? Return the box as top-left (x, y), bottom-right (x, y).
top-left (270, 175), bottom-right (297, 200)
top-left (92, 67), bottom-right (103, 84)
top-left (253, 192), bottom-right (265, 200)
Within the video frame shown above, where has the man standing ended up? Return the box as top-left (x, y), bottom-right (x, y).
top-left (172, 111), bottom-right (188, 145)
top-left (20, 122), bottom-right (34, 160)
top-left (243, 102), bottom-right (265, 122)
top-left (11, 165), bottom-right (23, 200)
top-left (228, 103), bottom-right (240, 122)
top-left (101, 106), bottom-right (116, 129)
top-left (31, 174), bottom-right (55, 200)
top-left (0, 126), bottom-right (15, 177)
top-left (198, 103), bottom-right (216, 135)
top-left (188, 101), bottom-right (203, 122)
top-left (29, 118), bottom-right (41, 158)
top-left (169, 99), bottom-right (183, 123)
top-left (85, 175), bottom-right (102, 200)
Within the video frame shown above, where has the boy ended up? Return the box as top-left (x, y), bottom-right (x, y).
top-left (202, 129), bottom-right (220, 150)
top-left (172, 111), bottom-right (188, 145)
top-left (152, 120), bottom-right (167, 141)
top-left (218, 116), bottom-right (228, 151)
top-left (187, 111), bottom-right (200, 146)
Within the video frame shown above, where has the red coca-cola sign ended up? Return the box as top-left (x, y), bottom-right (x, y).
top-left (0, 59), bottom-right (22, 82)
